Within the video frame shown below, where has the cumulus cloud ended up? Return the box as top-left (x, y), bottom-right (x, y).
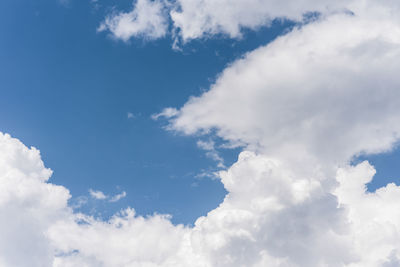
top-left (5, 1), bottom-right (400, 266)
top-left (98, 0), bottom-right (168, 41)
top-left (0, 133), bottom-right (70, 267)
top-left (168, 12), bottom-right (400, 169)
top-left (4, 131), bottom-right (400, 266)
top-left (0, 132), bottom-right (189, 266)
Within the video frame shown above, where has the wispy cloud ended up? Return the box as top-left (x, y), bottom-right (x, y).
top-left (197, 140), bottom-right (225, 168)
top-left (127, 112), bottom-right (135, 119)
top-left (109, 191), bottom-right (127, 203)
top-left (151, 107), bottom-right (179, 120)
top-left (89, 189), bottom-right (127, 202)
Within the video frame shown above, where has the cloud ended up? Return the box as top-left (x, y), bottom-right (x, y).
top-left (0, 132), bottom-right (189, 266)
top-left (0, 132), bottom-right (70, 267)
top-left (89, 189), bottom-right (127, 202)
top-left (170, 0), bottom-right (345, 41)
top-left (99, 0), bottom-right (400, 46)
top-left (103, 0), bottom-right (341, 42)
top-left (109, 191), bottom-right (127, 202)
top-left (5, 1), bottom-right (400, 266)
top-left (151, 107), bottom-right (179, 120)
top-left (197, 140), bottom-right (225, 168)
top-left (89, 189), bottom-right (107, 200)
top-left (168, 12), bottom-right (400, 168)
top-left (4, 131), bottom-right (400, 266)
top-left (50, 210), bottom-right (189, 266)
top-left (335, 162), bottom-right (400, 266)
top-left (98, 0), bottom-right (168, 42)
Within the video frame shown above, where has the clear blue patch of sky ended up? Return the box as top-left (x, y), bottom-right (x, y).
top-left (354, 147), bottom-right (400, 192)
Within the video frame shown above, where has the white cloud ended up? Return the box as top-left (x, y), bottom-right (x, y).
top-left (100, 0), bottom-right (400, 44)
top-left (103, 0), bottom-right (342, 42)
top-left (170, 0), bottom-right (345, 41)
top-left (98, 0), bottom-right (168, 42)
top-left (5, 1), bottom-right (400, 266)
top-left (89, 189), bottom-right (107, 200)
top-left (151, 107), bottom-right (179, 120)
top-left (5, 130), bottom-right (400, 266)
top-left (169, 12), bottom-right (400, 169)
top-left (197, 140), bottom-right (225, 168)
top-left (89, 189), bottom-right (127, 203)
top-left (109, 191), bottom-right (127, 202)
top-left (0, 132), bottom-right (190, 266)
top-left (0, 132), bottom-right (71, 267)
top-left (335, 162), bottom-right (400, 266)
top-left (50, 210), bottom-right (190, 267)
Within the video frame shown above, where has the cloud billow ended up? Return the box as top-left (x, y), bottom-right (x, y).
top-left (2, 0), bottom-right (400, 266)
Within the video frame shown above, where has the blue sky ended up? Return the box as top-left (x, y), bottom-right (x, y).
top-left (1, 0), bottom-right (399, 226)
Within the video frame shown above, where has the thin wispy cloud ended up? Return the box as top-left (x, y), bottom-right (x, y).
top-left (109, 191), bottom-right (127, 202)
top-left (89, 189), bottom-right (127, 202)
top-left (197, 140), bottom-right (225, 168)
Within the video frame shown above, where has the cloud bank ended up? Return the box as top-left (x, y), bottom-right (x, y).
top-left (3, 0), bottom-right (400, 266)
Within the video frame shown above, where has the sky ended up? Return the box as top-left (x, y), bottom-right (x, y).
top-left (2, 0), bottom-right (400, 266)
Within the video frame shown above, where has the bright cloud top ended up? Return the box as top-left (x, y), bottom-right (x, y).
top-left (98, 0), bottom-right (168, 41)
top-left (3, 0), bottom-right (400, 266)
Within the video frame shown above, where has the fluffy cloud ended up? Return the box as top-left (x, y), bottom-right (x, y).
top-left (98, 0), bottom-right (168, 41)
top-left (5, 1), bottom-right (400, 266)
top-left (159, 2), bottom-right (400, 265)
top-left (167, 13), bottom-right (400, 168)
top-left (0, 133), bottom-right (70, 267)
top-left (4, 131), bottom-right (400, 266)
top-left (0, 132), bottom-right (189, 267)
